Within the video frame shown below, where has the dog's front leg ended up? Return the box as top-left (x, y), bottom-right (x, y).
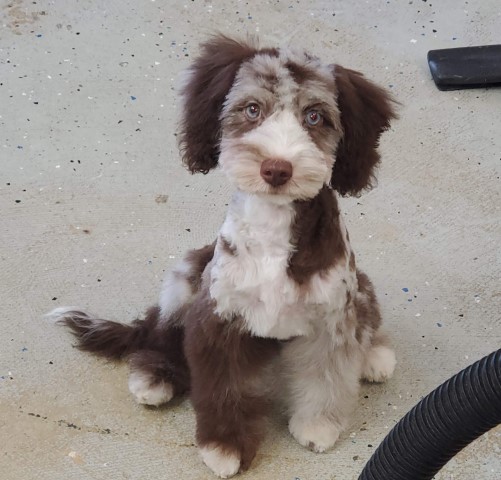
top-left (282, 332), bottom-right (363, 453)
top-left (184, 312), bottom-right (279, 478)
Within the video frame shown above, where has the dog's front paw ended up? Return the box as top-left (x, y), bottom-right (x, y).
top-left (289, 415), bottom-right (340, 453)
top-left (362, 345), bottom-right (396, 383)
top-left (200, 445), bottom-right (241, 478)
top-left (128, 371), bottom-right (173, 406)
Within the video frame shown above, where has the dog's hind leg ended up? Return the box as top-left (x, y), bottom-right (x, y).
top-left (122, 242), bottom-right (217, 405)
top-left (128, 351), bottom-right (176, 406)
top-left (128, 346), bottom-right (190, 406)
top-left (126, 309), bottom-right (191, 405)
top-left (125, 243), bottom-right (216, 405)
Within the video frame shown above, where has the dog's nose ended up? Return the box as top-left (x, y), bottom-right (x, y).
top-left (260, 159), bottom-right (293, 187)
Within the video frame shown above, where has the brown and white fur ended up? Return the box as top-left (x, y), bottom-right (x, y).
top-left (47, 35), bottom-right (397, 478)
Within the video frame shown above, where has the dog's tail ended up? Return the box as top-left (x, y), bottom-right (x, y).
top-left (46, 305), bottom-right (161, 360)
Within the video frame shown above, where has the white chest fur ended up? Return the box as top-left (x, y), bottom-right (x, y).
top-left (209, 193), bottom-right (354, 340)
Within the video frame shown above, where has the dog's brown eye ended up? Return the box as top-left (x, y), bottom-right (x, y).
top-left (305, 110), bottom-right (323, 127)
top-left (244, 103), bottom-right (261, 121)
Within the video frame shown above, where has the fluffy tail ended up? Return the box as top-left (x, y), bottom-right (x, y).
top-left (46, 305), bottom-right (161, 360)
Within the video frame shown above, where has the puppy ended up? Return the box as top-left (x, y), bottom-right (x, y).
top-left (48, 35), bottom-right (397, 478)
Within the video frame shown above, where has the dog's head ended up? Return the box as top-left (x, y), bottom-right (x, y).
top-left (179, 35), bottom-right (396, 200)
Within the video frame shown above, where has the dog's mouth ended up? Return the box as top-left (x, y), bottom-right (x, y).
top-left (260, 179), bottom-right (325, 203)
top-left (261, 185), bottom-right (295, 202)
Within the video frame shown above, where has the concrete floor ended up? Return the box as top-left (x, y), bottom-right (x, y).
top-left (1, 0), bottom-right (500, 478)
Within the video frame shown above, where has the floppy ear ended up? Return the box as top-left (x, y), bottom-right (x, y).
top-left (179, 35), bottom-right (258, 174)
top-left (331, 65), bottom-right (397, 196)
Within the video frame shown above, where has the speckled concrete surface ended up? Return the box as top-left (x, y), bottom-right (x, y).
top-left (1, 1), bottom-right (500, 479)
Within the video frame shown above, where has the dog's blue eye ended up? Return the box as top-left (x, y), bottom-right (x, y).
top-left (305, 110), bottom-right (322, 126)
top-left (244, 103), bottom-right (261, 120)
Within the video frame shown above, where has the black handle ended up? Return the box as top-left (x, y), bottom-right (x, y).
top-left (428, 44), bottom-right (501, 90)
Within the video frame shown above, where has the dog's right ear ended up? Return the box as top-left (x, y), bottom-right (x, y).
top-left (179, 35), bottom-right (258, 174)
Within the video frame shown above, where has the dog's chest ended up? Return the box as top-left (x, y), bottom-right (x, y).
top-left (209, 194), bottom-right (353, 340)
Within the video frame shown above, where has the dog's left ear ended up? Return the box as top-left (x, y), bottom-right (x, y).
top-left (179, 35), bottom-right (259, 174)
top-left (331, 65), bottom-right (397, 196)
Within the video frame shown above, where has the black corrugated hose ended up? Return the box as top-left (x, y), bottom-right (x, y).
top-left (359, 349), bottom-right (501, 480)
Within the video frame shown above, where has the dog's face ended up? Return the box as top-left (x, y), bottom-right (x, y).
top-left (218, 52), bottom-right (342, 200)
top-left (179, 36), bottom-right (396, 199)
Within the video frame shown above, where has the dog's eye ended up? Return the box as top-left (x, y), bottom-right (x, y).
top-left (305, 110), bottom-right (323, 127)
top-left (244, 103), bottom-right (261, 121)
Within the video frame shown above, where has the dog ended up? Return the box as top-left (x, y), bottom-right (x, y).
top-left (48, 35), bottom-right (397, 478)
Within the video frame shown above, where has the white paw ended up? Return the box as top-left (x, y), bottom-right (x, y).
top-left (289, 416), bottom-right (340, 453)
top-left (362, 345), bottom-right (397, 383)
top-left (128, 371), bottom-right (173, 406)
top-left (200, 445), bottom-right (240, 478)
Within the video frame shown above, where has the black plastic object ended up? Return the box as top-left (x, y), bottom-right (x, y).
top-left (428, 44), bottom-right (501, 90)
top-left (359, 349), bottom-right (501, 480)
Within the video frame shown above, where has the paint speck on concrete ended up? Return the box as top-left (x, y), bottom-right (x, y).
top-left (68, 451), bottom-right (84, 464)
top-left (155, 194), bottom-right (168, 204)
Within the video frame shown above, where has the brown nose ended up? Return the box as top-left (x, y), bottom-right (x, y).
top-left (260, 159), bottom-right (293, 187)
